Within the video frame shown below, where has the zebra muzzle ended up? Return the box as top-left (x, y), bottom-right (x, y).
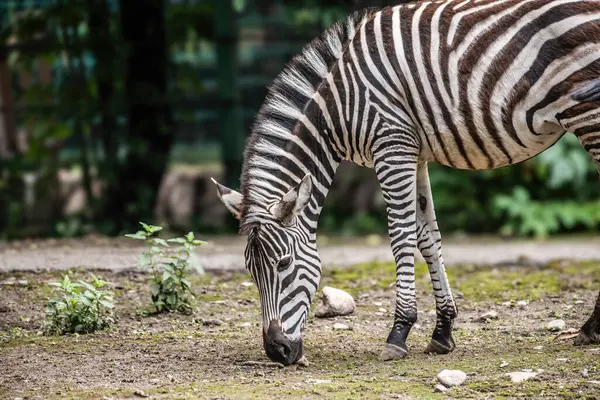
top-left (263, 320), bottom-right (302, 366)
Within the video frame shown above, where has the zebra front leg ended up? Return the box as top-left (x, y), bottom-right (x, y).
top-left (415, 162), bottom-right (458, 355)
top-left (374, 154), bottom-right (419, 361)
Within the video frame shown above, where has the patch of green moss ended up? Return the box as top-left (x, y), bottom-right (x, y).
top-left (321, 262), bottom-right (430, 296)
top-left (196, 293), bottom-right (224, 302)
top-left (452, 267), bottom-right (562, 302)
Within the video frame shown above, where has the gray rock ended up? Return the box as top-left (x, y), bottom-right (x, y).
top-left (516, 300), bottom-right (528, 309)
top-left (333, 323), bottom-right (350, 331)
top-left (434, 384), bottom-right (449, 392)
top-left (547, 319), bottom-right (566, 332)
top-left (478, 310), bottom-right (499, 322)
top-left (200, 319), bottom-right (223, 326)
top-left (314, 286), bottom-right (356, 318)
top-left (505, 371), bottom-right (538, 383)
top-left (437, 369), bottom-right (467, 387)
top-left (296, 356), bottom-right (310, 367)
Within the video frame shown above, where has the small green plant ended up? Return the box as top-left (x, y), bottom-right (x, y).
top-left (126, 222), bottom-right (205, 314)
top-left (44, 273), bottom-right (115, 335)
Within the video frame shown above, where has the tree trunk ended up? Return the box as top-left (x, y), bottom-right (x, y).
top-left (104, 0), bottom-right (173, 233)
top-left (88, 0), bottom-right (117, 207)
top-left (215, 0), bottom-right (244, 191)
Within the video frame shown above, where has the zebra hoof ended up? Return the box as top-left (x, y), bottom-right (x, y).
top-left (425, 338), bottom-right (455, 355)
top-left (378, 343), bottom-right (408, 361)
top-left (574, 329), bottom-right (600, 346)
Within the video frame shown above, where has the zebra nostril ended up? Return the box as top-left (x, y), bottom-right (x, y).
top-left (281, 342), bottom-right (291, 358)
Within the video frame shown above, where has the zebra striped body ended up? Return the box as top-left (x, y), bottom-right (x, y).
top-left (214, 0), bottom-right (600, 365)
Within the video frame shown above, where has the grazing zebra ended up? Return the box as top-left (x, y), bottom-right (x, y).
top-left (212, 0), bottom-right (600, 365)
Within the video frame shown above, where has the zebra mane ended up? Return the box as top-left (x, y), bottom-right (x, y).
top-left (238, 7), bottom-right (379, 233)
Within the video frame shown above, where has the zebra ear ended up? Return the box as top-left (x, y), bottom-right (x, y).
top-left (211, 178), bottom-right (243, 220)
top-left (270, 175), bottom-right (313, 225)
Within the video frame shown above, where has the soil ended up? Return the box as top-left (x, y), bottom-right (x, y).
top-left (1, 259), bottom-right (599, 399)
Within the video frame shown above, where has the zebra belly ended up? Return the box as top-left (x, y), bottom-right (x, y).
top-left (419, 125), bottom-right (565, 171)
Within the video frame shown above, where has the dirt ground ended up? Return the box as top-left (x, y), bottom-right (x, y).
top-left (3, 234), bottom-right (600, 273)
top-left (1, 259), bottom-right (600, 399)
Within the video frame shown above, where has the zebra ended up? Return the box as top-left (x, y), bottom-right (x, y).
top-left (212, 0), bottom-right (600, 365)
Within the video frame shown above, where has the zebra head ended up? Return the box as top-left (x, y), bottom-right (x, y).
top-left (211, 176), bottom-right (318, 365)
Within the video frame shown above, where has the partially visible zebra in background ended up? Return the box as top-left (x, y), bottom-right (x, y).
top-left (213, 0), bottom-right (600, 365)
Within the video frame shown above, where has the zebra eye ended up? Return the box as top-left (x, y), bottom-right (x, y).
top-left (277, 255), bottom-right (292, 271)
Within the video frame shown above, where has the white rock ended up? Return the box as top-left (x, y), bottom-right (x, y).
top-left (333, 323), bottom-right (350, 331)
top-left (241, 281), bottom-right (253, 287)
top-left (500, 361), bottom-right (509, 368)
top-left (434, 384), bottom-right (449, 392)
top-left (516, 300), bottom-right (528, 309)
top-left (373, 302), bottom-right (383, 307)
top-left (314, 286), bottom-right (356, 318)
top-left (533, 346), bottom-right (544, 350)
top-left (437, 370), bottom-right (467, 387)
top-left (506, 371), bottom-right (538, 383)
top-left (478, 310), bottom-right (499, 322)
top-left (378, 308), bottom-right (387, 313)
top-left (556, 358), bottom-right (569, 362)
top-left (305, 379), bottom-right (331, 384)
top-left (241, 322), bottom-right (252, 328)
top-left (296, 356), bottom-right (310, 367)
top-left (547, 319), bottom-right (566, 332)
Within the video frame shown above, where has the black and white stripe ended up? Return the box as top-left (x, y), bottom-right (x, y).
top-left (214, 0), bottom-right (600, 361)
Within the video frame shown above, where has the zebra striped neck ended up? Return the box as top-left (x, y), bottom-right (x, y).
top-left (238, 8), bottom-right (378, 234)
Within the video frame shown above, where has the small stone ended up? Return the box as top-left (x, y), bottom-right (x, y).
top-left (581, 368), bottom-right (589, 377)
top-left (378, 308), bottom-right (387, 313)
top-left (241, 281), bottom-right (253, 287)
top-left (556, 357), bottom-right (569, 362)
top-left (314, 286), bottom-right (356, 318)
top-left (437, 369), bottom-right (467, 387)
top-left (478, 310), bottom-right (499, 322)
top-left (305, 379), bottom-right (331, 384)
top-left (505, 371), bottom-right (538, 383)
top-left (241, 322), bottom-right (252, 328)
top-left (201, 319), bottom-right (223, 326)
top-left (133, 391), bottom-right (149, 398)
top-left (333, 323), bottom-right (350, 331)
top-left (296, 356), bottom-right (310, 367)
top-left (547, 319), bottom-right (566, 332)
top-left (500, 361), bottom-right (509, 368)
top-left (434, 384), bottom-right (449, 392)
top-left (533, 345), bottom-right (544, 350)
top-left (516, 300), bottom-right (528, 309)
top-left (575, 300), bottom-right (585, 305)
top-left (502, 301), bottom-right (513, 307)
top-left (373, 301), bottom-right (383, 307)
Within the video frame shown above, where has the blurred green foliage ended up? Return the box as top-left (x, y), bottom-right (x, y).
top-left (318, 134), bottom-right (600, 239)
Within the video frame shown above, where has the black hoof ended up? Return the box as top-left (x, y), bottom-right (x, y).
top-left (425, 337), bottom-right (455, 354)
top-left (379, 343), bottom-right (408, 361)
top-left (574, 312), bottom-right (600, 346)
top-left (574, 328), bottom-right (600, 346)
